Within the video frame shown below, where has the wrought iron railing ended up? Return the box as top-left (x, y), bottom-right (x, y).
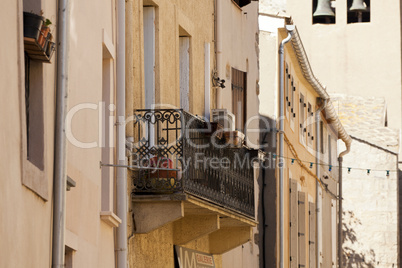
top-left (130, 109), bottom-right (255, 218)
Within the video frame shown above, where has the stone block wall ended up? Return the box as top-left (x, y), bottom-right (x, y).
top-left (342, 139), bottom-right (398, 267)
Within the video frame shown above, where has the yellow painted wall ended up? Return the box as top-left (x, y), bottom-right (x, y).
top-left (129, 223), bottom-right (222, 268)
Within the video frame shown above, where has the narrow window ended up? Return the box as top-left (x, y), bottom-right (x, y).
top-left (285, 63), bottom-right (290, 115)
top-left (313, 0), bottom-right (336, 24)
top-left (320, 121), bottom-right (324, 154)
top-left (143, 6), bottom-right (156, 146)
top-left (232, 68), bottom-right (247, 132)
top-left (65, 246), bottom-right (74, 268)
top-left (328, 134), bottom-right (332, 166)
top-left (179, 36), bottom-right (190, 112)
top-left (291, 77), bottom-right (295, 120)
top-left (307, 103), bottom-right (314, 147)
top-left (299, 93), bottom-right (306, 144)
top-left (347, 0), bottom-right (370, 23)
top-left (24, 53), bottom-right (44, 170)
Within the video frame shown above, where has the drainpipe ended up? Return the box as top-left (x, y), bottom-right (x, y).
top-left (116, 0), bottom-right (127, 267)
top-left (338, 148), bottom-right (350, 268)
top-left (216, 0), bottom-right (222, 109)
top-left (315, 98), bottom-right (328, 268)
top-left (52, 0), bottom-right (69, 267)
top-left (278, 25), bottom-right (294, 268)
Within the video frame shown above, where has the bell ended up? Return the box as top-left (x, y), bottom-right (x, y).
top-left (349, 0), bottom-right (367, 12)
top-left (313, 0), bottom-right (335, 18)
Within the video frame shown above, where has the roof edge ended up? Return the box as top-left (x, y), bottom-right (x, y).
top-left (286, 25), bottom-right (352, 155)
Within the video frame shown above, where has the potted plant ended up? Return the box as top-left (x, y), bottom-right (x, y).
top-left (38, 18), bottom-right (52, 49)
top-left (23, 12), bottom-right (44, 40)
top-left (148, 156), bottom-right (177, 179)
top-left (223, 130), bottom-right (245, 147)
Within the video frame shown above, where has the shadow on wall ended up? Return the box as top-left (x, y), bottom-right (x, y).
top-left (342, 211), bottom-right (376, 268)
top-left (258, 116), bottom-right (277, 268)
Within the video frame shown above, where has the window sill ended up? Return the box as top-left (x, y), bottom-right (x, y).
top-left (22, 159), bottom-right (48, 201)
top-left (100, 211), bottom-right (121, 228)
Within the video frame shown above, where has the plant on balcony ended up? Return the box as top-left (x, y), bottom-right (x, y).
top-left (23, 12), bottom-right (55, 62)
top-left (223, 130), bottom-right (245, 147)
top-left (148, 156), bottom-right (177, 179)
top-left (37, 18), bottom-right (52, 48)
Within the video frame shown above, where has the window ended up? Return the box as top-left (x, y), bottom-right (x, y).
top-left (179, 35), bottom-right (190, 112)
top-left (320, 121), bottom-right (324, 154)
top-left (347, 0), bottom-right (370, 23)
top-left (143, 6), bottom-right (156, 146)
top-left (65, 246), bottom-right (74, 268)
top-left (24, 53), bottom-right (44, 170)
top-left (285, 63), bottom-right (290, 116)
top-left (307, 102), bottom-right (314, 147)
top-left (20, 0), bottom-right (49, 200)
top-left (313, 0), bottom-right (336, 24)
top-left (290, 77), bottom-right (295, 121)
top-left (232, 0), bottom-right (252, 8)
top-left (232, 68), bottom-right (247, 132)
top-left (328, 134), bottom-right (332, 166)
top-left (299, 93), bottom-right (306, 144)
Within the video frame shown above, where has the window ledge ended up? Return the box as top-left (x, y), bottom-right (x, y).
top-left (100, 211), bottom-right (121, 228)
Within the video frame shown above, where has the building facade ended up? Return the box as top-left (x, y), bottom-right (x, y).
top-left (258, 20), bottom-right (351, 267)
top-left (1, 0), bottom-right (119, 267)
top-left (126, 0), bottom-right (261, 267)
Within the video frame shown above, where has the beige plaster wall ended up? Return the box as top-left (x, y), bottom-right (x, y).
top-left (0, 0), bottom-right (56, 266)
top-left (218, 1), bottom-right (260, 148)
top-left (126, 0), bottom-right (215, 117)
top-left (64, 0), bottom-right (117, 266)
top-left (130, 223), bottom-right (223, 268)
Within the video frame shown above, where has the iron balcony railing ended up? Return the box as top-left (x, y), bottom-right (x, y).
top-left (129, 109), bottom-right (255, 218)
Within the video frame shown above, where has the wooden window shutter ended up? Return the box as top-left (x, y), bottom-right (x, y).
top-left (290, 179), bottom-right (298, 268)
top-left (231, 68), bottom-right (247, 132)
top-left (298, 191), bottom-right (306, 268)
top-left (309, 202), bottom-right (316, 268)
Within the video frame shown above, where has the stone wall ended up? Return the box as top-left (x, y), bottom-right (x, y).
top-left (341, 139), bottom-right (398, 267)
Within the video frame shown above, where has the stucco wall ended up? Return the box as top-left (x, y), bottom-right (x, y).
top-left (218, 1), bottom-right (260, 148)
top-left (126, 0), bottom-right (215, 118)
top-left (340, 139), bottom-right (398, 267)
top-left (2, 0), bottom-right (118, 266)
top-left (0, 0), bottom-right (56, 266)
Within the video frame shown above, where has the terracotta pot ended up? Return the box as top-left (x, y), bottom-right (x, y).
top-left (148, 156), bottom-right (177, 178)
top-left (38, 26), bottom-right (50, 48)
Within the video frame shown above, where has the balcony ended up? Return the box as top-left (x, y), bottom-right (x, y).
top-left (129, 109), bottom-right (258, 251)
top-left (130, 109), bottom-right (256, 217)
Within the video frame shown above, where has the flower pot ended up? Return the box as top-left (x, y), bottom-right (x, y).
top-left (224, 131), bottom-right (245, 147)
top-left (38, 26), bottom-right (50, 48)
top-left (23, 12), bottom-right (44, 40)
top-left (148, 156), bottom-right (177, 178)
